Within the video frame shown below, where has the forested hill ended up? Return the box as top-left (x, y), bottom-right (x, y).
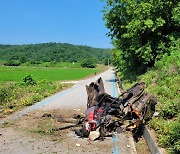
top-left (0, 43), bottom-right (110, 63)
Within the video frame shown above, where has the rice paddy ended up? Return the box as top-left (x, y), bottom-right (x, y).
top-left (0, 66), bottom-right (99, 83)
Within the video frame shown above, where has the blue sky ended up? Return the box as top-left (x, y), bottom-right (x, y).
top-left (0, 0), bottom-right (112, 48)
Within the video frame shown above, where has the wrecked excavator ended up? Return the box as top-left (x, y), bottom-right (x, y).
top-left (75, 77), bottom-right (157, 141)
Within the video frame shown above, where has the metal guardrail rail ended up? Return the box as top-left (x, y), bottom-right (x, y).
top-left (142, 125), bottom-right (161, 154)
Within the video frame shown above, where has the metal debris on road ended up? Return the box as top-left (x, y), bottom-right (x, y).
top-left (75, 77), bottom-right (157, 141)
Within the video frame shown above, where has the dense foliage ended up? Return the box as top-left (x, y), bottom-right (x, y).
top-left (140, 48), bottom-right (180, 153)
top-left (81, 59), bottom-right (97, 68)
top-left (23, 75), bottom-right (36, 86)
top-left (0, 42), bottom-right (110, 66)
top-left (102, 0), bottom-right (180, 77)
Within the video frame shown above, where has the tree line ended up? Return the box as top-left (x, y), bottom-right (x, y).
top-left (102, 0), bottom-right (180, 79)
top-left (0, 42), bottom-right (110, 67)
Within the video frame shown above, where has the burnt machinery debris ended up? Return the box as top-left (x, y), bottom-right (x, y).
top-left (75, 77), bottom-right (157, 141)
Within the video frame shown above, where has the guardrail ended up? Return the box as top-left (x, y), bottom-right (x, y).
top-left (115, 73), bottom-right (162, 154)
top-left (142, 125), bottom-right (161, 154)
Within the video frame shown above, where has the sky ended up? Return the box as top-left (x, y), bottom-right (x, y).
top-left (0, 0), bottom-right (112, 48)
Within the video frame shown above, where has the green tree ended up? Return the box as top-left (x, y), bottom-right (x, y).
top-left (4, 60), bottom-right (21, 66)
top-left (81, 59), bottom-right (97, 68)
top-left (19, 53), bottom-right (26, 63)
top-left (102, 0), bottom-right (180, 76)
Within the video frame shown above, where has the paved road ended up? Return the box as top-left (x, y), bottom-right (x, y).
top-left (1, 68), bottom-right (117, 121)
top-left (39, 68), bottom-right (118, 110)
top-left (36, 68), bottom-right (136, 154)
top-left (0, 68), bottom-right (136, 154)
top-left (0, 68), bottom-right (118, 121)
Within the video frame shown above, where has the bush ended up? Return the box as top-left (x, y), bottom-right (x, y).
top-left (4, 60), bottom-right (20, 66)
top-left (23, 75), bottom-right (36, 86)
top-left (81, 59), bottom-right (96, 68)
top-left (0, 80), bottom-right (65, 115)
top-left (150, 118), bottom-right (180, 153)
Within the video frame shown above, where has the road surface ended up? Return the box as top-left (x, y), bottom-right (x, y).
top-left (39, 68), bottom-right (118, 110)
top-left (0, 68), bottom-right (136, 154)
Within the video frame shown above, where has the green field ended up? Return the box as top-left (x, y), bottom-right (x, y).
top-left (0, 66), bottom-right (99, 83)
top-left (21, 62), bottom-right (82, 68)
top-left (0, 66), bottom-right (100, 115)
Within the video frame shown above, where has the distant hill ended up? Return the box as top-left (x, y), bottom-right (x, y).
top-left (0, 43), bottom-right (110, 64)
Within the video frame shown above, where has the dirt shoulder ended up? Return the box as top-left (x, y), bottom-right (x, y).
top-left (0, 109), bottom-right (135, 154)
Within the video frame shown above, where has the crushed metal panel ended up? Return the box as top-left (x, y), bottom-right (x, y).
top-left (76, 77), bottom-right (158, 141)
top-left (86, 77), bottom-right (105, 108)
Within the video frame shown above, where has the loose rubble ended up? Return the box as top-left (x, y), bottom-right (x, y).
top-left (75, 77), bottom-right (157, 141)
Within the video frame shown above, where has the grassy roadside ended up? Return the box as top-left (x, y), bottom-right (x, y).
top-left (0, 65), bottom-right (108, 118)
top-left (0, 79), bottom-right (71, 118)
top-left (119, 50), bottom-right (180, 153)
top-left (96, 64), bottom-right (110, 72)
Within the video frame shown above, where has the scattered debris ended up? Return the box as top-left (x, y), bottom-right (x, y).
top-left (89, 128), bottom-right (100, 141)
top-left (42, 113), bottom-right (52, 118)
top-left (76, 143), bottom-right (81, 147)
top-left (75, 77), bottom-right (157, 141)
top-left (127, 144), bottom-right (131, 148)
top-left (3, 109), bottom-right (13, 114)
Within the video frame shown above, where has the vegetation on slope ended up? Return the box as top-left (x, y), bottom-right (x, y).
top-left (139, 46), bottom-right (180, 153)
top-left (114, 37), bottom-right (180, 154)
top-left (0, 42), bottom-right (110, 67)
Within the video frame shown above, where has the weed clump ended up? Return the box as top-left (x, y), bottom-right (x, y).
top-left (23, 75), bottom-right (36, 86)
top-left (0, 78), bottom-right (68, 116)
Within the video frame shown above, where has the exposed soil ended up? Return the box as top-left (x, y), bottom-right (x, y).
top-left (135, 137), bottom-right (151, 154)
top-left (0, 109), bottom-right (135, 154)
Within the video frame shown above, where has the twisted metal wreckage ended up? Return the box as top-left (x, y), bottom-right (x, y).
top-left (75, 77), bottom-right (157, 141)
